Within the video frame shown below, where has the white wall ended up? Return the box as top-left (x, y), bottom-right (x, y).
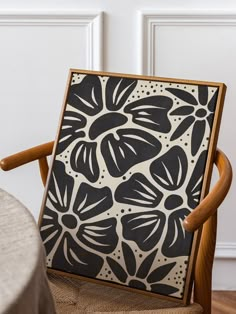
top-left (0, 0), bottom-right (235, 290)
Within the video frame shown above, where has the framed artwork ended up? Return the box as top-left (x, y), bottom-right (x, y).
top-left (39, 69), bottom-right (226, 304)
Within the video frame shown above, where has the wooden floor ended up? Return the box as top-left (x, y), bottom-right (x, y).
top-left (212, 291), bottom-right (236, 313)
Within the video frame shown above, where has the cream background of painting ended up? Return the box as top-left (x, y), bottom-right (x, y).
top-left (42, 73), bottom-right (217, 298)
top-left (0, 0), bottom-right (235, 290)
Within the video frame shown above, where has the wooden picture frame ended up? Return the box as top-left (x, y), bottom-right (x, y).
top-left (38, 69), bottom-right (226, 304)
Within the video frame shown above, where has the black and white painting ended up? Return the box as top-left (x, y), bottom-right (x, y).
top-left (40, 71), bottom-right (219, 299)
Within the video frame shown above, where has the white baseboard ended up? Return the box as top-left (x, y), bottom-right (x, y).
top-left (213, 259), bottom-right (236, 290)
top-left (215, 242), bottom-right (236, 259)
top-left (213, 242), bottom-right (236, 290)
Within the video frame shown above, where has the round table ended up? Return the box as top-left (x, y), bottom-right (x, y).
top-left (0, 188), bottom-right (56, 314)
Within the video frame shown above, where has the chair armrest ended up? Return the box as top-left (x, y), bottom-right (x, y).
top-left (0, 141), bottom-right (54, 171)
top-left (183, 149), bottom-right (232, 232)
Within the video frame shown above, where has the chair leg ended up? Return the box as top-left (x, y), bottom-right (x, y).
top-left (38, 157), bottom-right (49, 186)
top-left (194, 212), bottom-right (217, 314)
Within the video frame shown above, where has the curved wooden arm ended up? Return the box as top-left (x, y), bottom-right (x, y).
top-left (0, 141), bottom-right (54, 171)
top-left (183, 149), bottom-right (232, 232)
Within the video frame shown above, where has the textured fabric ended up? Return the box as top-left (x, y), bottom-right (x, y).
top-left (0, 189), bottom-right (56, 314)
top-left (49, 273), bottom-right (203, 313)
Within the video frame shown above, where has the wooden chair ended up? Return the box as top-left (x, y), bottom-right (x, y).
top-left (0, 71), bottom-right (233, 314)
top-left (0, 140), bottom-right (232, 314)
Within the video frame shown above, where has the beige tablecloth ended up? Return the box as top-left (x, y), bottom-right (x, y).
top-left (0, 188), bottom-right (56, 314)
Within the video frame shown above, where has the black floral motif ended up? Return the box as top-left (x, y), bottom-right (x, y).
top-left (162, 208), bottom-right (193, 257)
top-left (164, 195), bottom-right (183, 210)
top-left (150, 146), bottom-right (188, 191)
top-left (124, 96), bottom-right (173, 132)
top-left (186, 150), bottom-right (207, 209)
top-left (101, 129), bottom-right (162, 177)
top-left (89, 112), bottom-right (128, 140)
top-left (70, 141), bottom-right (99, 183)
top-left (121, 211), bottom-right (166, 251)
top-left (46, 160), bottom-right (74, 213)
top-left (40, 160), bottom-right (118, 275)
top-left (120, 146), bottom-right (193, 256)
top-left (167, 86), bottom-right (218, 155)
top-left (57, 111), bottom-right (86, 155)
top-left (106, 77), bottom-right (138, 111)
top-left (57, 74), bottom-right (173, 181)
top-left (107, 242), bottom-right (178, 295)
top-left (52, 232), bottom-right (103, 277)
top-left (73, 182), bottom-right (113, 221)
top-left (40, 207), bottom-right (62, 254)
top-left (77, 218), bottom-right (118, 254)
top-left (67, 75), bottom-right (103, 116)
top-left (115, 173), bottom-right (163, 207)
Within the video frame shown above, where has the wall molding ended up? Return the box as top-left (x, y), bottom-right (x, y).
top-left (0, 11), bottom-right (103, 70)
top-left (138, 10), bottom-right (236, 75)
top-left (215, 242), bottom-right (236, 259)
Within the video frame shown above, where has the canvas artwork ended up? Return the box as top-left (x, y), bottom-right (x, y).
top-left (39, 70), bottom-right (224, 303)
